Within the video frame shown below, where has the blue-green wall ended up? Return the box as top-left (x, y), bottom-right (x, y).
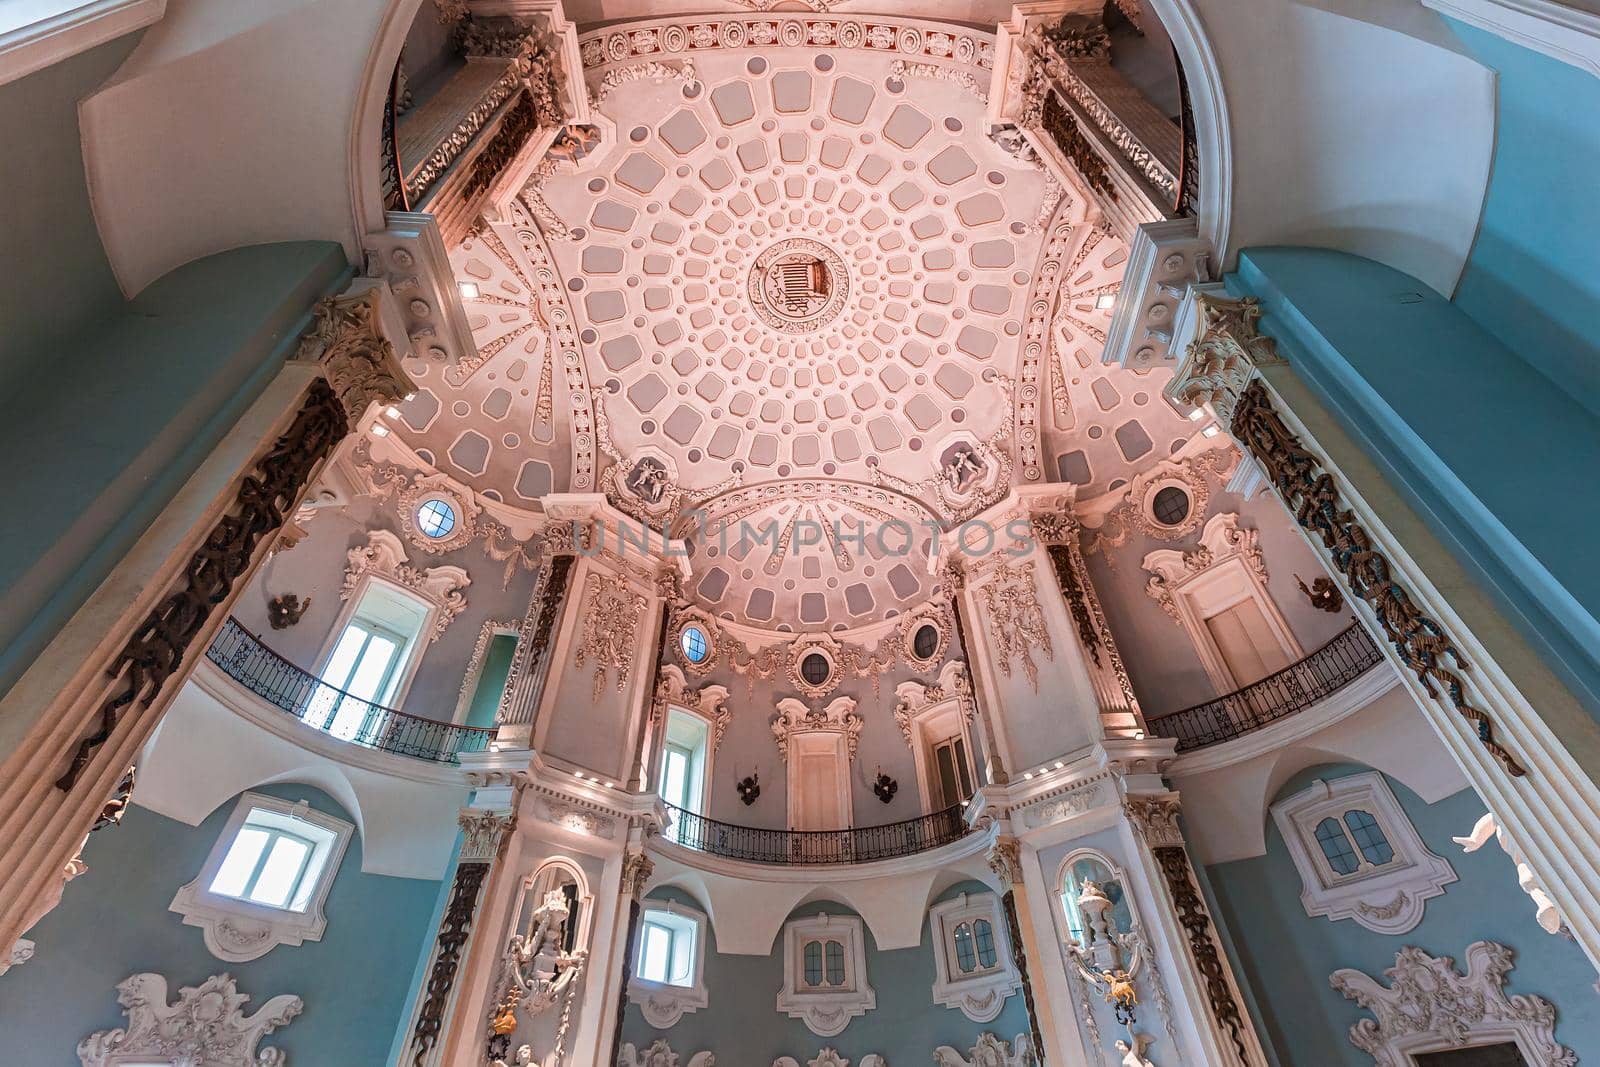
top-left (0, 784), bottom-right (441, 1064)
top-left (1444, 21), bottom-right (1600, 420)
top-left (621, 883), bottom-right (1031, 1063)
top-left (1207, 766), bottom-right (1600, 1067)
top-left (1230, 247), bottom-right (1600, 722)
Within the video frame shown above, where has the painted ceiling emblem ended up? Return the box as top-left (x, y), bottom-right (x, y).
top-left (749, 238), bottom-right (848, 333)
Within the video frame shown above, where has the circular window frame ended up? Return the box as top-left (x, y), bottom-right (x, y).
top-left (670, 610), bottom-right (719, 675)
top-left (415, 497), bottom-right (458, 540)
top-left (787, 636), bottom-right (841, 699)
top-left (680, 625), bottom-right (710, 665)
top-left (1149, 485), bottom-right (1192, 528)
top-left (397, 478), bottom-right (476, 555)
top-left (900, 604), bottom-right (953, 667)
top-left (1138, 475), bottom-right (1206, 541)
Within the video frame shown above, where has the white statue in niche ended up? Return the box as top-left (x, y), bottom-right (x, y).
top-left (493, 1045), bottom-right (534, 1067)
top-left (503, 889), bottom-right (583, 1017)
top-left (1115, 1033), bottom-right (1159, 1067)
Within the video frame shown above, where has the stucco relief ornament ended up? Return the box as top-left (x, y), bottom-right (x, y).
top-left (573, 571), bottom-right (647, 701)
top-left (1330, 941), bottom-right (1575, 1067)
top-left (1455, 813), bottom-right (1566, 936)
top-left (460, 809), bottom-right (515, 862)
top-left (977, 561), bottom-right (1054, 692)
top-left (892, 660), bottom-right (975, 747)
top-left (1169, 296), bottom-right (1286, 426)
top-left (495, 890), bottom-right (586, 1028)
top-left (1142, 513), bottom-right (1265, 620)
top-left (341, 529), bottom-right (470, 641)
top-left (932, 1031), bottom-right (1037, 1067)
top-left (773, 1051), bottom-right (888, 1067)
top-left (77, 972), bottom-right (302, 1067)
top-left (1086, 448), bottom-right (1237, 560)
top-left (618, 1040), bottom-right (715, 1067)
top-left (1123, 795), bottom-right (1184, 849)
top-left (294, 289), bottom-right (414, 423)
top-left (652, 665), bottom-right (731, 749)
top-left (771, 697), bottom-right (864, 761)
top-left (987, 836), bottom-right (1023, 888)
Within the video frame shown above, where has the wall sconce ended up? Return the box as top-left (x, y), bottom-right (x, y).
top-left (1295, 574), bottom-right (1345, 613)
top-left (872, 771), bottom-right (898, 804)
top-left (736, 770), bottom-right (760, 806)
top-left (267, 594), bottom-right (311, 629)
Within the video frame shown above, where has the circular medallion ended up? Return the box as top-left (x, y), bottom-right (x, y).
top-left (747, 238), bottom-right (848, 333)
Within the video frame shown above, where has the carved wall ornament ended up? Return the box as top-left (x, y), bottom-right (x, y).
top-left (1086, 448), bottom-right (1237, 559)
top-left (1020, 782), bottom-right (1106, 830)
top-left (459, 808), bottom-right (516, 862)
top-left (652, 664), bottom-right (732, 750)
top-left (1046, 543), bottom-right (1103, 665)
top-left (622, 850), bottom-right (655, 899)
top-left (573, 570), bottom-right (649, 702)
top-left (56, 378), bottom-right (349, 791)
top-left (1455, 812), bottom-right (1566, 936)
top-left (932, 1032), bottom-right (1037, 1067)
top-left (412, 857), bottom-right (490, 1066)
top-left (341, 529), bottom-right (470, 642)
top-left (667, 607), bottom-right (722, 677)
top-left (596, 398), bottom-right (742, 530)
top-left (78, 972), bottom-right (302, 1067)
top-left (1296, 573), bottom-right (1345, 613)
top-left (771, 696), bottom-right (864, 762)
top-left (293, 289), bottom-right (414, 423)
top-left (618, 1040), bottom-right (716, 1067)
top-left (774, 1051), bottom-right (888, 1067)
top-left (892, 660), bottom-right (976, 748)
top-left (590, 59), bottom-right (699, 111)
top-left (1230, 379), bottom-right (1526, 776)
top-left (900, 600), bottom-right (955, 666)
top-left (976, 560), bottom-right (1054, 692)
top-left (266, 594), bottom-right (311, 629)
top-left (1168, 295), bottom-right (1286, 427)
top-left (871, 421), bottom-right (1016, 525)
top-left (1141, 512), bottom-right (1265, 620)
top-left (1123, 795), bottom-right (1184, 849)
top-left (987, 836), bottom-right (1024, 889)
top-left (357, 456), bottom-right (482, 557)
top-left (1331, 941), bottom-right (1575, 1066)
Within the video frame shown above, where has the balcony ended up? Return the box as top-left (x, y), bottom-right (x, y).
top-left (663, 803), bottom-right (972, 866)
top-left (206, 618), bottom-right (494, 763)
top-left (1147, 622), bottom-right (1386, 752)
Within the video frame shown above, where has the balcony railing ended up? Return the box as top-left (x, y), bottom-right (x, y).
top-left (206, 617), bottom-right (495, 763)
top-left (664, 803), bottom-right (971, 865)
top-left (1147, 622), bottom-right (1385, 752)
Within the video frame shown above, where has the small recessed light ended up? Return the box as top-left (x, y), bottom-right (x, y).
top-left (1133, 729), bottom-right (1146, 740)
top-left (384, 405), bottom-right (400, 418)
top-left (370, 423), bottom-right (390, 437)
top-left (1054, 761), bottom-right (1064, 769)
top-left (1096, 293), bottom-right (1117, 310)
top-left (1202, 424), bottom-right (1221, 437)
top-left (403, 391), bottom-right (417, 402)
top-left (1187, 407), bottom-right (1206, 421)
top-left (574, 770), bottom-right (585, 779)
top-left (960, 799), bottom-right (970, 807)
top-left (458, 281), bottom-right (480, 300)
top-left (1023, 771), bottom-right (1034, 780)
top-left (606, 781), bottom-right (616, 789)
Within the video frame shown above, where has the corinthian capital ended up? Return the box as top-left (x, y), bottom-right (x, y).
top-left (1123, 794), bottom-right (1184, 849)
top-left (987, 835), bottom-right (1024, 889)
top-left (1169, 295), bottom-right (1284, 427)
top-left (296, 288), bottom-right (415, 423)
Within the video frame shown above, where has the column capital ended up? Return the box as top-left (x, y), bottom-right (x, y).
top-left (295, 286), bottom-right (416, 424)
top-left (458, 808), bottom-right (516, 863)
top-left (621, 849), bottom-right (655, 900)
top-left (988, 834), bottom-right (1025, 889)
top-left (1168, 294), bottom-right (1285, 426)
top-left (1123, 792), bottom-right (1184, 849)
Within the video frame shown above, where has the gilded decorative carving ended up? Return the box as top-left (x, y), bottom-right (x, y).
top-left (1041, 90), bottom-right (1118, 202)
top-left (294, 290), bottom-right (414, 423)
top-left (999, 889), bottom-right (1047, 1063)
top-left (57, 378), bottom-right (348, 790)
top-left (771, 697), bottom-right (864, 761)
top-left (341, 529), bottom-right (470, 642)
top-left (573, 571), bottom-right (649, 702)
top-left (1046, 543), bottom-right (1103, 666)
top-left (976, 561), bottom-right (1054, 692)
top-left (79, 973), bottom-right (301, 1067)
top-left (1331, 942), bottom-right (1575, 1067)
top-left (1231, 380), bottom-right (1525, 776)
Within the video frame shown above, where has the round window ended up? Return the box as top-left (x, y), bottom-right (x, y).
top-left (800, 652), bottom-right (831, 686)
top-left (1151, 486), bottom-right (1191, 527)
top-left (680, 625), bottom-right (709, 664)
top-left (913, 623), bottom-right (940, 660)
top-left (416, 498), bottom-right (457, 538)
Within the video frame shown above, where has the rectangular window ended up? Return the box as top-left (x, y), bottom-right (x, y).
top-left (660, 711), bottom-right (711, 843)
top-left (207, 807), bottom-right (337, 913)
top-left (932, 735), bottom-right (974, 809)
top-left (635, 910), bottom-right (697, 988)
top-left (1203, 598), bottom-right (1290, 688)
top-left (313, 582), bottom-right (430, 735)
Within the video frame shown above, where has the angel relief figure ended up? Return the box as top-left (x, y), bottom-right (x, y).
top-left (491, 889), bottom-right (586, 1043)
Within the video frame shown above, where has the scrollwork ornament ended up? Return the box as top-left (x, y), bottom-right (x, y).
top-left (78, 973), bottom-right (302, 1067)
top-left (976, 561), bottom-right (1054, 692)
top-left (573, 571), bottom-right (648, 702)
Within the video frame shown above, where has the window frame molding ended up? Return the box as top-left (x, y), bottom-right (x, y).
top-left (1271, 771), bottom-right (1456, 934)
top-left (170, 791), bottom-right (353, 962)
top-left (929, 891), bottom-right (1021, 1022)
top-left (893, 661), bottom-right (979, 812)
top-left (777, 913), bottom-right (876, 1037)
top-left (1142, 511), bottom-right (1301, 693)
top-left (627, 900), bottom-right (710, 1028)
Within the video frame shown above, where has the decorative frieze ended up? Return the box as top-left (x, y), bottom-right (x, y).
top-left (976, 561), bottom-right (1054, 692)
top-left (573, 570), bottom-right (649, 702)
top-left (1331, 942), bottom-right (1575, 1066)
top-left (79, 973), bottom-right (301, 1067)
top-left (412, 859), bottom-right (490, 1067)
top-left (933, 1031), bottom-right (1037, 1067)
top-left (618, 1041), bottom-right (715, 1067)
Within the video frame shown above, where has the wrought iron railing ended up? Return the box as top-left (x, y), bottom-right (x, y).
top-left (664, 803), bottom-right (971, 865)
top-left (206, 617), bottom-right (494, 763)
top-left (1147, 622), bottom-right (1384, 751)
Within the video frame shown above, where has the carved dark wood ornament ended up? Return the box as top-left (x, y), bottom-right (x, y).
top-left (57, 380), bottom-right (348, 791)
top-left (1041, 91), bottom-right (1118, 203)
top-left (464, 93), bottom-right (538, 201)
top-left (1152, 846), bottom-right (1249, 1063)
top-left (527, 554), bottom-right (574, 680)
top-left (411, 859), bottom-right (490, 1066)
top-left (1230, 381), bottom-right (1526, 777)
top-left (1001, 890), bottom-right (1048, 1065)
top-left (1046, 544), bottom-right (1102, 667)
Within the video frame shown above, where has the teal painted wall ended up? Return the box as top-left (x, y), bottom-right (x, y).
top-left (1207, 766), bottom-right (1600, 1066)
top-left (0, 784), bottom-right (441, 1065)
top-left (1230, 247), bottom-right (1600, 721)
top-left (1444, 21), bottom-right (1600, 420)
top-left (620, 884), bottom-right (1032, 1063)
top-left (468, 634), bottom-right (518, 728)
top-left (0, 240), bottom-right (350, 702)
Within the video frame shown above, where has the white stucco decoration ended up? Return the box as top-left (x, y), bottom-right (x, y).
top-left (1330, 941), bottom-right (1576, 1066)
top-left (627, 902), bottom-right (710, 1029)
top-left (932, 1031), bottom-right (1038, 1067)
top-left (1270, 771), bottom-right (1455, 934)
top-left (1455, 811), bottom-right (1567, 935)
top-left (78, 972), bottom-right (302, 1067)
top-left (773, 1051), bottom-right (888, 1067)
top-left (928, 891), bottom-right (1021, 1023)
top-left (777, 914), bottom-right (876, 1037)
top-left (4, 937), bottom-right (34, 975)
top-left (617, 1039), bottom-right (715, 1067)
top-left (341, 529), bottom-right (471, 642)
top-left (771, 697), bottom-right (864, 763)
top-left (170, 792), bottom-right (354, 963)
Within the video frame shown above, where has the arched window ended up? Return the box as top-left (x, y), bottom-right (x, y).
top-left (1058, 852), bottom-right (1134, 947)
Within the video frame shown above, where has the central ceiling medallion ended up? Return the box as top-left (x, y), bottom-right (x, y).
top-left (748, 238), bottom-right (848, 334)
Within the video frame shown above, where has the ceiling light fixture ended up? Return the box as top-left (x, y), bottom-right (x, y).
top-left (1096, 293), bottom-right (1117, 310)
top-left (1133, 729), bottom-right (1146, 740)
top-left (1023, 771), bottom-right (1034, 780)
top-left (458, 281), bottom-right (480, 300)
top-left (370, 423), bottom-right (389, 437)
top-left (1202, 424), bottom-right (1221, 437)
top-left (384, 405), bottom-right (400, 419)
top-left (403, 391), bottom-right (417, 402)
top-left (1188, 407), bottom-right (1206, 421)
top-left (1054, 761), bottom-right (1064, 769)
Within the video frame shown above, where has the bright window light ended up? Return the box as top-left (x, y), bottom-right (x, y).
top-left (636, 911), bottom-right (697, 987)
top-left (1095, 293), bottom-right (1117, 310)
top-left (208, 809), bottom-right (335, 912)
top-left (459, 281), bottom-right (481, 300)
top-left (416, 498), bottom-right (457, 538)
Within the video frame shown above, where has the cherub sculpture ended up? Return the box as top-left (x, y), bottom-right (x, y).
top-left (1115, 1033), bottom-right (1158, 1067)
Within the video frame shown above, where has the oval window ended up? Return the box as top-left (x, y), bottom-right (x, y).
top-left (416, 498), bottom-right (457, 538)
top-left (913, 623), bottom-right (940, 660)
top-left (680, 626), bottom-right (709, 664)
top-left (800, 652), bottom-right (831, 686)
top-left (1151, 486), bottom-right (1190, 526)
